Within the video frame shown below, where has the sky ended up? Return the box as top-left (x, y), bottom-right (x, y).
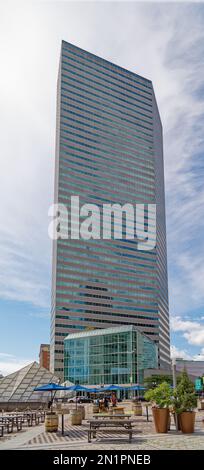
top-left (0, 1), bottom-right (204, 376)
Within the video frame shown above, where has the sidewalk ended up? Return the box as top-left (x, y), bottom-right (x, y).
top-left (1, 423), bottom-right (204, 450)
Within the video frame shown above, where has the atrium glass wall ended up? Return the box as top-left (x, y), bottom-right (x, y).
top-left (64, 325), bottom-right (158, 385)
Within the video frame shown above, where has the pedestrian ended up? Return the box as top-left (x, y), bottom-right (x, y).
top-left (104, 396), bottom-right (109, 410)
top-left (111, 392), bottom-right (117, 407)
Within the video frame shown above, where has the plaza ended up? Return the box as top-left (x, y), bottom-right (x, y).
top-left (0, 402), bottom-right (204, 451)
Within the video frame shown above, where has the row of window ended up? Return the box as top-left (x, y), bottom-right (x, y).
top-left (57, 238), bottom-right (156, 260)
top-left (55, 271), bottom-right (157, 288)
top-left (61, 51), bottom-right (152, 97)
top-left (57, 247), bottom-right (156, 271)
top-left (56, 312), bottom-right (157, 321)
top-left (56, 289), bottom-right (157, 302)
top-left (60, 128), bottom-right (153, 163)
top-left (62, 44), bottom-right (152, 90)
top-left (61, 76), bottom-right (152, 119)
top-left (60, 141), bottom-right (154, 174)
top-left (61, 100), bottom-right (153, 144)
top-left (60, 156), bottom-right (155, 187)
top-left (60, 85), bottom-right (152, 140)
top-left (56, 258), bottom-right (157, 280)
top-left (61, 107), bottom-right (153, 147)
top-left (55, 317), bottom-right (157, 328)
top-left (59, 177), bottom-right (155, 204)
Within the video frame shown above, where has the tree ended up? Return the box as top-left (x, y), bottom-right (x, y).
top-left (144, 374), bottom-right (173, 390)
top-left (144, 382), bottom-right (172, 408)
top-left (173, 369), bottom-right (197, 414)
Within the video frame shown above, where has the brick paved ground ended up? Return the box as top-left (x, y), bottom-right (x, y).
top-left (0, 403), bottom-right (204, 450)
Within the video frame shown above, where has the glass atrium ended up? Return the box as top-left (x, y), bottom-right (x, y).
top-left (64, 325), bottom-right (158, 386)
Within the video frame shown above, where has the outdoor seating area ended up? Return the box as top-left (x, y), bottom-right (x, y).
top-left (0, 410), bottom-right (46, 438)
top-left (87, 417), bottom-right (133, 443)
top-left (0, 399), bottom-right (204, 450)
top-left (1, 375), bottom-right (204, 448)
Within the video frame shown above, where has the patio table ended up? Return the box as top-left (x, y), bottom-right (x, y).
top-left (87, 418), bottom-right (133, 443)
top-left (93, 414), bottom-right (132, 419)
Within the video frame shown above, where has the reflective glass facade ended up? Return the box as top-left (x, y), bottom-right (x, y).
top-left (64, 325), bottom-right (158, 386)
top-left (50, 41), bottom-right (170, 377)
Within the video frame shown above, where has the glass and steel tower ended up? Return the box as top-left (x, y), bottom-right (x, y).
top-left (50, 41), bottom-right (170, 377)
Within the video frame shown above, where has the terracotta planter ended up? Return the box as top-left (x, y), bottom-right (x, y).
top-left (152, 407), bottom-right (169, 433)
top-left (179, 411), bottom-right (195, 434)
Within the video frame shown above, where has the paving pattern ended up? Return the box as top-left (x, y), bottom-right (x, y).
top-left (1, 405), bottom-right (204, 450)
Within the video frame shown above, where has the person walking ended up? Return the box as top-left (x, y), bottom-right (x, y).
top-left (111, 392), bottom-right (117, 407)
top-left (104, 396), bottom-right (109, 410)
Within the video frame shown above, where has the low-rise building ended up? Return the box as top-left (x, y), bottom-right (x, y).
top-left (39, 344), bottom-right (50, 370)
top-left (64, 325), bottom-right (158, 387)
top-left (175, 359), bottom-right (204, 381)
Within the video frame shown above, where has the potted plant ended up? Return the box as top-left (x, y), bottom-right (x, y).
top-left (144, 382), bottom-right (171, 433)
top-left (173, 369), bottom-right (197, 433)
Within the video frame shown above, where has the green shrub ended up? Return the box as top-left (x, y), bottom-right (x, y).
top-left (173, 369), bottom-right (197, 414)
top-left (144, 374), bottom-right (173, 389)
top-left (144, 382), bottom-right (172, 408)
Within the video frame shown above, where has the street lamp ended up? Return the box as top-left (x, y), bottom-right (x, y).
top-left (172, 358), bottom-right (178, 431)
top-left (129, 347), bottom-right (139, 398)
top-left (129, 331), bottom-right (140, 399)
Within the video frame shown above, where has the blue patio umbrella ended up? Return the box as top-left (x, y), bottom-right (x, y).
top-left (34, 382), bottom-right (69, 410)
top-left (34, 383), bottom-right (68, 392)
top-left (98, 384), bottom-right (123, 391)
top-left (64, 384), bottom-right (89, 392)
top-left (126, 385), bottom-right (146, 390)
top-left (85, 387), bottom-right (101, 393)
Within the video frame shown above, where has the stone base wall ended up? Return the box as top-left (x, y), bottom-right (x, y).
top-left (0, 401), bottom-right (48, 412)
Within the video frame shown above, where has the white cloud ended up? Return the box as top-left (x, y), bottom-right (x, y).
top-left (171, 316), bottom-right (203, 333)
top-left (171, 316), bottom-right (204, 349)
top-left (0, 353), bottom-right (14, 358)
top-left (0, 2), bottom-right (203, 328)
top-left (171, 344), bottom-right (204, 362)
top-left (184, 331), bottom-right (204, 347)
top-left (0, 354), bottom-right (33, 377)
top-left (170, 345), bottom-right (192, 360)
top-left (193, 349), bottom-right (204, 361)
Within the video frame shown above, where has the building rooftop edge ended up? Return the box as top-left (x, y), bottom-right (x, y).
top-left (61, 40), bottom-right (152, 86)
top-left (64, 324), bottom-right (157, 344)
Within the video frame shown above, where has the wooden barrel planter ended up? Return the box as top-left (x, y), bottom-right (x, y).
top-left (78, 405), bottom-right (85, 420)
top-left (132, 403), bottom-right (142, 416)
top-left (45, 412), bottom-right (58, 432)
top-left (71, 410), bottom-right (82, 425)
top-left (93, 404), bottom-right (99, 414)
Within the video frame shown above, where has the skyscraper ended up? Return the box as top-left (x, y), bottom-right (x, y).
top-left (50, 41), bottom-right (170, 377)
